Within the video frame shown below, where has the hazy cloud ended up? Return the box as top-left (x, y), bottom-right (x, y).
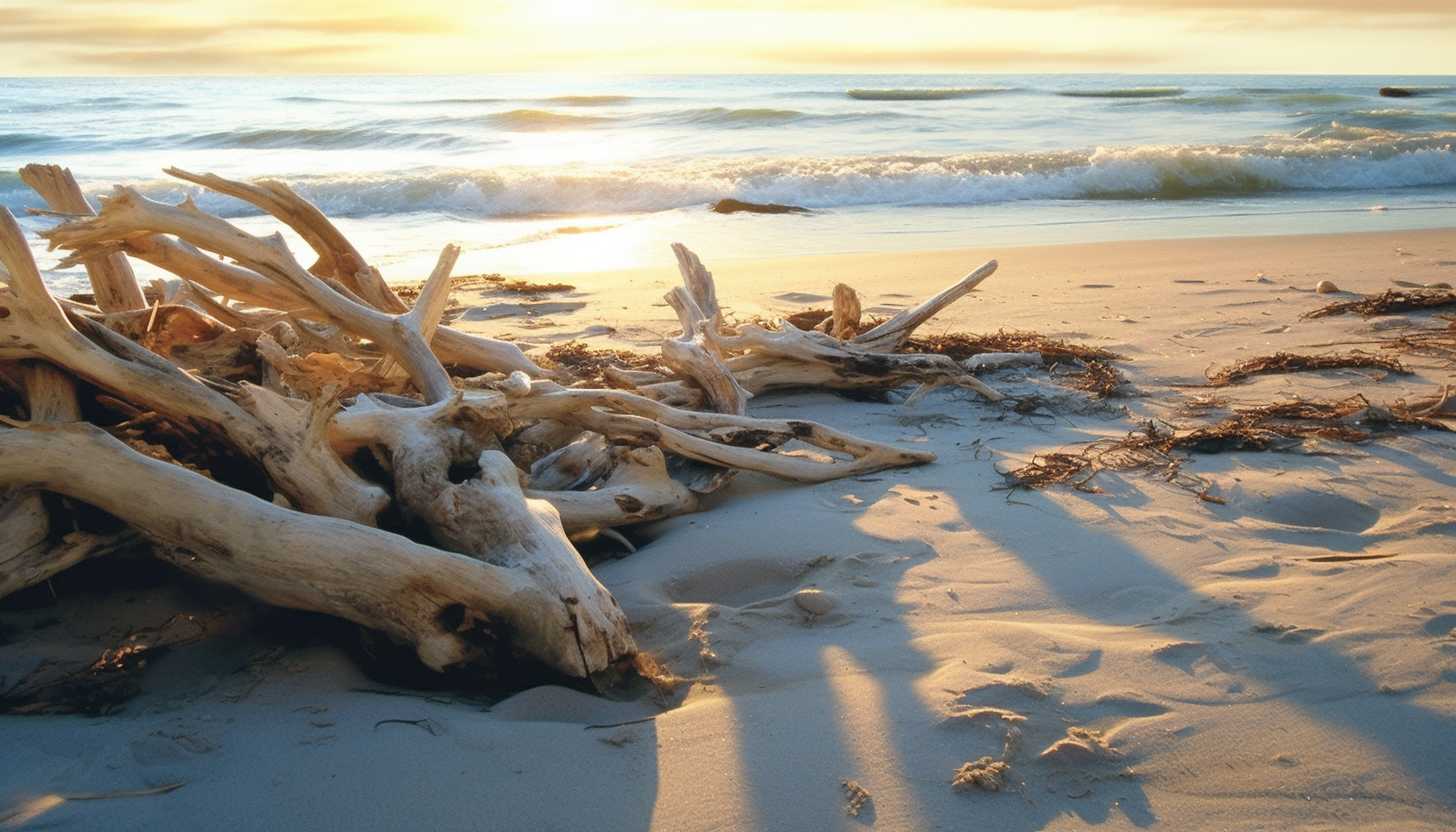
top-left (0, 9), bottom-right (226, 45)
top-left (1, 3), bottom-right (460, 73)
top-left (758, 44), bottom-right (1161, 68)
top-left (644, 0), bottom-right (1455, 14)
top-left (932, 0), bottom-right (1456, 12)
top-left (65, 43), bottom-right (375, 73)
top-left (265, 17), bottom-right (457, 35)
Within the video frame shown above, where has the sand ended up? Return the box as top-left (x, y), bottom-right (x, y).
top-left (4, 228), bottom-right (1456, 830)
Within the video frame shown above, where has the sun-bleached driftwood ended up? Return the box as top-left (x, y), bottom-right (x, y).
top-left (0, 421), bottom-right (631, 680)
top-left (0, 206), bottom-right (387, 524)
top-left (163, 167), bottom-right (406, 315)
top-left (41, 187), bottom-right (458, 403)
top-left (161, 168), bottom-right (545, 378)
top-left (851, 259), bottom-right (999, 351)
top-left (47, 171), bottom-right (542, 378)
top-left (18, 164), bottom-right (146, 313)
top-left (0, 360), bottom-right (87, 596)
top-left (3, 164), bottom-right (1002, 690)
top-left (624, 246), bottom-right (1004, 406)
top-left (662, 244), bottom-right (750, 415)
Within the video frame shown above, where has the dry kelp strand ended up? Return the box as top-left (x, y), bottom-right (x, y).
top-left (1001, 396), bottom-right (1450, 494)
top-left (1206, 351), bottom-right (1408, 386)
top-left (1304, 288), bottom-right (1456, 319)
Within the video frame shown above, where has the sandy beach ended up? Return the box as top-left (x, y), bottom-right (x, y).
top-left (4, 227), bottom-right (1456, 830)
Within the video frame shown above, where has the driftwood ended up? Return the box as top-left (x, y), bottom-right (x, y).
top-left (1, 165), bottom-right (1004, 692)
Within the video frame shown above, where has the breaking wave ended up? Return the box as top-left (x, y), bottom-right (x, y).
top-left (74, 131), bottom-right (1449, 221)
top-left (845, 87), bottom-right (1009, 101)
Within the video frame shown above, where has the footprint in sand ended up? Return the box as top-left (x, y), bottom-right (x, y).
top-left (1423, 612), bottom-right (1456, 638)
top-left (1213, 472), bottom-right (1381, 534)
top-left (944, 678), bottom-right (1152, 801)
top-left (1247, 622), bottom-right (1326, 643)
top-left (663, 557), bottom-right (815, 608)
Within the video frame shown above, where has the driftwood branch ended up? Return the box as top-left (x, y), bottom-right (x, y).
top-left (163, 167), bottom-right (406, 314)
top-left (41, 187), bottom-right (458, 403)
top-left (18, 164), bottom-right (146, 313)
top-left (4, 164), bottom-right (1005, 691)
top-left (2, 205), bottom-right (387, 522)
top-left (0, 421), bottom-right (630, 680)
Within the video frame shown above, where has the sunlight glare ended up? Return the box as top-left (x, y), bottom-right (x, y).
top-left (544, 0), bottom-right (603, 21)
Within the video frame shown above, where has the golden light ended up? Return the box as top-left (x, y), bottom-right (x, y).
top-left (543, 0), bottom-right (604, 21)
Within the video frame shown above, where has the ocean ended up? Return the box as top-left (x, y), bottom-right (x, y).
top-left (3, 73), bottom-right (1455, 293)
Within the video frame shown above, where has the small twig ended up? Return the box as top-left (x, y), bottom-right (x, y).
top-left (61, 782), bottom-right (187, 801)
top-left (583, 715), bottom-right (658, 731)
top-left (373, 718), bottom-right (442, 735)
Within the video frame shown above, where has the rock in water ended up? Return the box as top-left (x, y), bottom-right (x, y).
top-left (1379, 87), bottom-right (1416, 98)
top-left (710, 198), bottom-right (811, 215)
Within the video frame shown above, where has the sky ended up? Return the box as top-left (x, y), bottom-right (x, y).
top-left (3, 0), bottom-right (1455, 76)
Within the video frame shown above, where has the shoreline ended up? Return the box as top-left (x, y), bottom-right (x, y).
top-left (465, 226), bottom-right (1456, 367)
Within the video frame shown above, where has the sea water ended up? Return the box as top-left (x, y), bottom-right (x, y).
top-left (3, 73), bottom-right (1454, 292)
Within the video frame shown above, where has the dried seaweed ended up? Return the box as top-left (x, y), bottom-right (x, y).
top-left (1389, 321), bottom-right (1456, 363)
top-left (1206, 351), bottom-right (1408, 386)
top-left (905, 330), bottom-right (1120, 364)
top-left (1303, 288), bottom-right (1456, 319)
top-left (393, 273), bottom-right (575, 303)
top-left (542, 340), bottom-right (662, 387)
top-left (1, 608), bottom-right (250, 715)
top-left (1001, 395), bottom-right (1449, 494)
top-left (908, 331), bottom-right (1130, 399)
top-left (1056, 359), bottom-right (1133, 399)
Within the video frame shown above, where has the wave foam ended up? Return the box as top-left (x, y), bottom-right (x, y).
top-left (845, 87), bottom-right (1008, 101)
top-left (200, 133), bottom-right (1451, 219)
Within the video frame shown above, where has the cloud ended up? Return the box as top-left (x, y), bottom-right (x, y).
top-left (0, 9), bottom-right (225, 46)
top-left (756, 44), bottom-right (1160, 69)
top-left (63, 43), bottom-right (377, 73)
top-left (0, 3), bottom-right (462, 73)
top-left (265, 17), bottom-right (457, 35)
top-left (944, 0), bottom-right (1455, 12)
top-left (641, 0), bottom-right (1456, 15)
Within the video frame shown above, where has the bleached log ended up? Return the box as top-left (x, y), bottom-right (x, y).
top-left (0, 347), bottom-right (124, 596)
top-left (165, 167), bottom-right (406, 314)
top-left (41, 187), bottom-right (457, 403)
top-left (43, 185), bottom-right (544, 379)
top-left (273, 391), bottom-right (638, 674)
top-left (1, 206), bottom-right (387, 523)
top-left (661, 321), bottom-right (750, 415)
top-left (528, 432), bottom-right (614, 491)
top-left (0, 488), bottom-right (53, 595)
top-left (525, 445), bottom-right (699, 534)
top-left (711, 321), bottom-right (1004, 402)
top-left (127, 235), bottom-right (308, 311)
top-left (485, 386), bottom-right (938, 483)
top-left (158, 170), bottom-right (544, 377)
top-left (646, 246), bottom-right (1002, 403)
top-left (332, 394), bottom-right (693, 533)
top-left (18, 163), bottom-right (146, 313)
top-left (671, 243), bottom-right (725, 341)
top-left (0, 420), bottom-right (635, 681)
top-left (399, 245), bottom-right (460, 345)
top-left (850, 260), bottom-right (998, 351)
top-left (663, 245), bottom-right (749, 415)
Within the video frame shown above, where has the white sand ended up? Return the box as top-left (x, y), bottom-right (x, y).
top-left (4, 228), bottom-right (1456, 830)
